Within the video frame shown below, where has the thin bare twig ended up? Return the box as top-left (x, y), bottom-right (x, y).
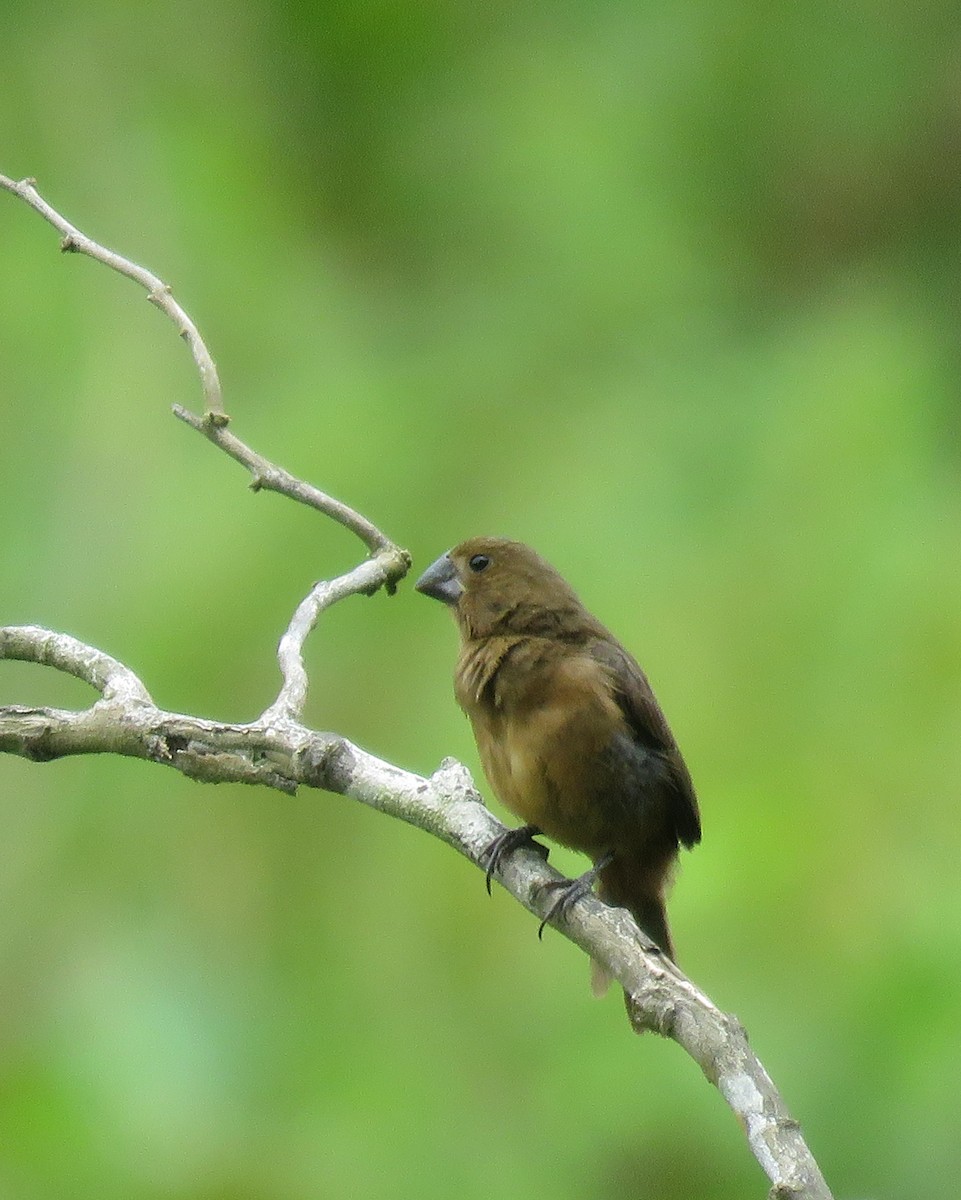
top-left (1, 173), bottom-right (411, 721)
top-left (0, 173), bottom-right (225, 422)
top-left (169, 406), bottom-right (410, 721)
top-left (0, 625), bottom-right (153, 705)
top-left (260, 554), bottom-right (407, 724)
top-left (170, 404), bottom-right (398, 557)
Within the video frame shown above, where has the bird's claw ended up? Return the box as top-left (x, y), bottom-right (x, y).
top-left (537, 876), bottom-right (594, 939)
top-left (481, 824), bottom-right (546, 895)
top-left (536, 851), bottom-right (614, 938)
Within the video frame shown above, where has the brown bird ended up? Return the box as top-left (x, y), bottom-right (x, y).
top-left (415, 537), bottom-right (700, 988)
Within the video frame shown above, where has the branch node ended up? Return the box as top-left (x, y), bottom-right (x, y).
top-left (60, 234), bottom-right (78, 253)
top-left (769, 1184), bottom-right (807, 1200)
top-left (430, 757), bottom-right (480, 802)
top-left (146, 285), bottom-right (171, 308)
top-left (294, 735), bottom-right (349, 789)
top-left (381, 547), bottom-right (412, 596)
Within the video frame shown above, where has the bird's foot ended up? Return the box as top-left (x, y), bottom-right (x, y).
top-left (537, 851), bottom-right (614, 939)
top-left (482, 824), bottom-right (546, 895)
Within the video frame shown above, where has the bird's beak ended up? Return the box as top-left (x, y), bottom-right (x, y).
top-left (415, 552), bottom-right (463, 606)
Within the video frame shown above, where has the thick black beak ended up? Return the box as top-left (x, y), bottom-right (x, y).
top-left (415, 551), bottom-right (463, 606)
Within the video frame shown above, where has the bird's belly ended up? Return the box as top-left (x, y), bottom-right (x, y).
top-left (475, 701), bottom-right (621, 858)
top-left (476, 720), bottom-right (550, 826)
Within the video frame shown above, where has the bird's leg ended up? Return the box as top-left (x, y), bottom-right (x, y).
top-left (537, 850), bottom-right (615, 939)
top-left (482, 824), bottom-right (546, 895)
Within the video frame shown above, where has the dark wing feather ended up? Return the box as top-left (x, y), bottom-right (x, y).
top-left (587, 636), bottom-right (702, 848)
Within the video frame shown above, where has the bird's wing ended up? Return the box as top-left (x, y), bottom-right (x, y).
top-left (587, 636), bottom-right (702, 848)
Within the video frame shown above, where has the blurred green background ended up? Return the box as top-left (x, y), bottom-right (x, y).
top-left (2, 2), bottom-right (960, 1198)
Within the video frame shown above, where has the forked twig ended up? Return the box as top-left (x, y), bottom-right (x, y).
top-left (0, 172), bottom-right (833, 1200)
top-left (0, 173), bottom-right (410, 719)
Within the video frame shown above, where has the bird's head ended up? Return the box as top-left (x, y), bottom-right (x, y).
top-left (415, 537), bottom-right (595, 641)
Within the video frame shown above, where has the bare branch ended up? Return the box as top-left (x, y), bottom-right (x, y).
top-left (1, 172), bottom-right (410, 722)
top-left (261, 552), bottom-right (408, 723)
top-left (1, 174), bottom-right (833, 1199)
top-left (0, 174), bottom-right (225, 422)
top-left (0, 625), bottom-right (153, 705)
top-left (169, 406), bottom-right (410, 720)
top-left (170, 404), bottom-right (401, 558)
top-left (0, 627), bottom-right (832, 1200)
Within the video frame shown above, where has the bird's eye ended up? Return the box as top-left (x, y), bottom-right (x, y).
top-left (468, 554), bottom-right (491, 573)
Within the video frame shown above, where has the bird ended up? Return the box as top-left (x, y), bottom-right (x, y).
top-left (415, 537), bottom-right (700, 994)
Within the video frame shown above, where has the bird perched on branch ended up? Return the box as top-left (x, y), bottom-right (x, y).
top-left (416, 537), bottom-right (700, 993)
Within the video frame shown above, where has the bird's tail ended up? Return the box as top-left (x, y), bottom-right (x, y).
top-left (590, 854), bottom-right (676, 997)
top-left (624, 893), bottom-right (675, 960)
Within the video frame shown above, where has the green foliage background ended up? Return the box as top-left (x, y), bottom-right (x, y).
top-left (2, 4), bottom-right (960, 1198)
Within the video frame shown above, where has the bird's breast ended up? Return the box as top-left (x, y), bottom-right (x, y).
top-left (461, 642), bottom-right (629, 855)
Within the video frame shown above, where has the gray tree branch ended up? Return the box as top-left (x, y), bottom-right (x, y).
top-left (0, 173), bottom-right (226, 422)
top-left (0, 173), bottom-right (834, 1200)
